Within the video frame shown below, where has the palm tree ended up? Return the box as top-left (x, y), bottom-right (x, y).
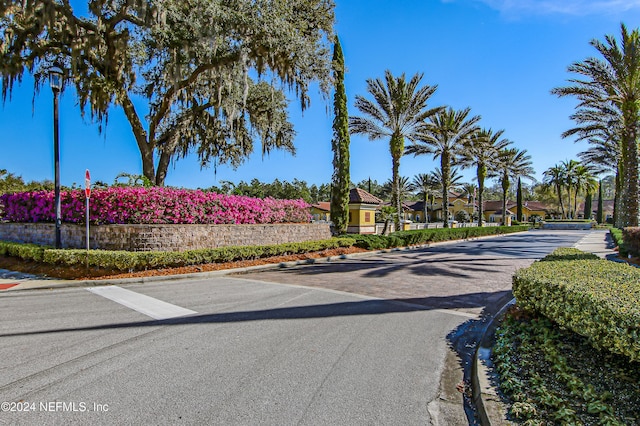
top-left (543, 164), bottom-right (567, 219)
top-left (493, 148), bottom-right (534, 225)
top-left (578, 133), bottom-right (621, 224)
top-left (382, 176), bottom-right (413, 203)
top-left (406, 107), bottom-right (481, 227)
top-left (382, 176), bottom-right (413, 223)
top-left (553, 23), bottom-right (640, 227)
top-left (429, 167), bottom-right (464, 222)
top-left (410, 173), bottom-right (439, 223)
top-left (350, 70), bottom-right (441, 231)
top-left (561, 159), bottom-right (580, 219)
top-left (460, 182), bottom-right (478, 222)
top-left (459, 128), bottom-right (511, 226)
top-left (573, 164), bottom-right (598, 218)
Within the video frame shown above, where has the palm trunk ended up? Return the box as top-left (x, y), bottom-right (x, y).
top-left (423, 192), bottom-right (428, 224)
top-left (614, 170), bottom-right (621, 226)
top-left (390, 134), bottom-right (404, 232)
top-left (620, 118), bottom-right (639, 226)
top-left (441, 152), bottom-right (451, 228)
top-left (556, 184), bottom-right (565, 219)
top-left (477, 165), bottom-right (485, 227)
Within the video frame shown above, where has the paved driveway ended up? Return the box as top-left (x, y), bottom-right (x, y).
top-left (238, 230), bottom-right (586, 316)
top-left (0, 230), bottom-right (588, 425)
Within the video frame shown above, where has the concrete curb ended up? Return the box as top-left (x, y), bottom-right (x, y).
top-left (3, 231), bottom-right (529, 292)
top-left (472, 298), bottom-right (516, 426)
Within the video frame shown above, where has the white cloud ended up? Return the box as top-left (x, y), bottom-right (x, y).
top-left (468, 0), bottom-right (640, 17)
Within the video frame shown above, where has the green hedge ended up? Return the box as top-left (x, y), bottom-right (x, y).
top-left (513, 248), bottom-right (640, 361)
top-left (1, 238), bottom-right (356, 271)
top-left (610, 228), bottom-right (627, 257)
top-left (0, 240), bottom-right (47, 262)
top-left (347, 225), bottom-right (530, 250)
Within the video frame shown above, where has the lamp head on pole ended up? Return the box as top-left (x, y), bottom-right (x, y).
top-left (49, 65), bottom-right (64, 92)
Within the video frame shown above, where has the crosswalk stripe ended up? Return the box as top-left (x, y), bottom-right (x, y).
top-left (87, 286), bottom-right (197, 320)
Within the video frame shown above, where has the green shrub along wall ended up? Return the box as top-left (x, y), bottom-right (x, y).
top-left (347, 225), bottom-right (530, 250)
top-left (513, 248), bottom-right (640, 361)
top-left (0, 238), bottom-right (356, 271)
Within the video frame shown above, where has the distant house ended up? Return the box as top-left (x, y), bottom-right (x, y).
top-left (576, 199), bottom-right (615, 221)
top-left (310, 202), bottom-right (330, 222)
top-left (405, 191), bottom-right (475, 222)
top-left (483, 200), bottom-right (550, 223)
top-left (312, 188), bottom-right (384, 233)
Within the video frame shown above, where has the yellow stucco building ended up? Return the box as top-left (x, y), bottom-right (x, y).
top-left (347, 188), bottom-right (382, 234)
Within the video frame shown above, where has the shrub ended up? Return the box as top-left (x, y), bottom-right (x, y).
top-left (610, 228), bottom-right (627, 257)
top-left (513, 248), bottom-right (640, 361)
top-left (494, 309), bottom-right (638, 425)
top-left (622, 227), bottom-right (640, 257)
top-left (538, 247), bottom-right (599, 262)
top-left (0, 187), bottom-right (311, 225)
top-left (0, 240), bottom-right (46, 262)
top-left (35, 237), bottom-right (356, 271)
top-left (347, 225), bottom-right (529, 250)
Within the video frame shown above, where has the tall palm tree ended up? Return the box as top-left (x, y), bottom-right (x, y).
top-left (578, 135), bottom-right (621, 224)
top-left (459, 128), bottom-right (511, 226)
top-left (553, 23), bottom-right (640, 227)
top-left (561, 159), bottom-right (580, 219)
top-left (573, 164), bottom-right (598, 218)
top-left (493, 148), bottom-right (534, 225)
top-left (406, 107), bottom-right (481, 227)
top-left (350, 70), bottom-right (441, 231)
top-left (410, 173), bottom-right (439, 223)
top-left (543, 164), bottom-right (567, 219)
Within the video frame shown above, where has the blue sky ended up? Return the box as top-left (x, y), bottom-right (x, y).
top-left (1, 0), bottom-right (639, 189)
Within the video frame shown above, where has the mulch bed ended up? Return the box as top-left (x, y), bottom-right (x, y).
top-left (0, 246), bottom-right (368, 281)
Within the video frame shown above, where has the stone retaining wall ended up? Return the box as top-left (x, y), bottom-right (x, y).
top-left (541, 222), bottom-right (593, 230)
top-left (0, 223), bottom-right (332, 252)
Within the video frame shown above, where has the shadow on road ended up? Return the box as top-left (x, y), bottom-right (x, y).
top-left (0, 290), bottom-right (512, 338)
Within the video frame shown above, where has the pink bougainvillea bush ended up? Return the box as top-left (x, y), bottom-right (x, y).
top-left (0, 188), bottom-right (311, 224)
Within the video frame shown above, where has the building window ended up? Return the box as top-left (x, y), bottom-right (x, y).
top-left (365, 212), bottom-right (371, 222)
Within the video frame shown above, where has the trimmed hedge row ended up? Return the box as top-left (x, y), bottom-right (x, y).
top-left (0, 238), bottom-right (355, 271)
top-left (346, 225), bottom-right (530, 250)
top-left (513, 248), bottom-right (640, 361)
top-left (610, 228), bottom-right (627, 257)
top-left (0, 241), bottom-right (46, 262)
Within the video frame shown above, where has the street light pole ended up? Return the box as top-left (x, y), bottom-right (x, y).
top-left (50, 66), bottom-right (63, 249)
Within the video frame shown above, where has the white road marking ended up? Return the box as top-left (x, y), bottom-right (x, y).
top-left (87, 286), bottom-right (197, 320)
top-left (433, 309), bottom-right (479, 319)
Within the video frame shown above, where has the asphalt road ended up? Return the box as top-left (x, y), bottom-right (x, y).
top-left (0, 230), bottom-right (587, 425)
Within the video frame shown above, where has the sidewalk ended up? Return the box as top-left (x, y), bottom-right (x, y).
top-left (572, 229), bottom-right (618, 259)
